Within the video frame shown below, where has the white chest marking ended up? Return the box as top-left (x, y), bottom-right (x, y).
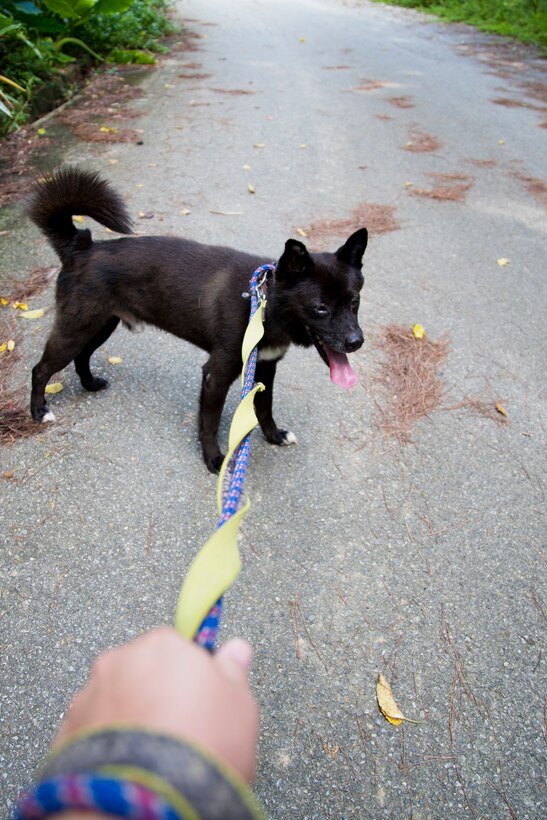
top-left (258, 345), bottom-right (289, 362)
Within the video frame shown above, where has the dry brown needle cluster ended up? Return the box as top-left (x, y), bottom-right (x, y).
top-left (373, 324), bottom-right (449, 440)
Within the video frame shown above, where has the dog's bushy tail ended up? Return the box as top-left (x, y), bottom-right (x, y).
top-left (27, 166), bottom-right (133, 264)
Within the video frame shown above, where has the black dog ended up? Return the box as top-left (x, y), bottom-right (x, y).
top-left (28, 167), bottom-right (367, 472)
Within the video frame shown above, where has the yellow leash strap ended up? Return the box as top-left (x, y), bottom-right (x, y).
top-left (174, 501), bottom-right (249, 639)
top-left (174, 262), bottom-right (273, 648)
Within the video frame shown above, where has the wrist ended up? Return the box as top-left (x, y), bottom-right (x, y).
top-left (50, 815), bottom-right (105, 819)
top-left (15, 727), bottom-right (263, 820)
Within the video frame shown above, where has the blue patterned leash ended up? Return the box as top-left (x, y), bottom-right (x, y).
top-left (193, 263), bottom-right (274, 650)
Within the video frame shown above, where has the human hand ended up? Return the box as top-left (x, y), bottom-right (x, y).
top-left (53, 627), bottom-right (259, 783)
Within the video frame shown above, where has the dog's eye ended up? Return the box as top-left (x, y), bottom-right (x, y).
top-left (351, 298), bottom-right (360, 312)
top-left (313, 305), bottom-right (329, 318)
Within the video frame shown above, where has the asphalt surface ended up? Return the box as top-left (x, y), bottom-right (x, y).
top-left (1, 0), bottom-right (546, 817)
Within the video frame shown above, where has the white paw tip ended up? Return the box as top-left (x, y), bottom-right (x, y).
top-left (282, 431), bottom-right (298, 446)
top-left (42, 411), bottom-right (56, 423)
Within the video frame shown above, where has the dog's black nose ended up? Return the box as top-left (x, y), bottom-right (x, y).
top-left (344, 332), bottom-right (363, 352)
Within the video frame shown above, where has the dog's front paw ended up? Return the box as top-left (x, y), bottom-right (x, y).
top-left (267, 429), bottom-right (298, 447)
top-left (83, 376), bottom-right (109, 392)
top-left (206, 453), bottom-right (225, 474)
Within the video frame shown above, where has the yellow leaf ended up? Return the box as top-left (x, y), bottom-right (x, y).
top-left (299, 144), bottom-right (307, 149)
top-left (1, 297), bottom-right (8, 305)
top-left (108, 356), bottom-right (123, 364)
top-left (498, 139), bottom-right (506, 145)
top-left (243, 163), bottom-right (251, 170)
top-left (495, 402), bottom-right (508, 417)
top-left (322, 742), bottom-right (340, 759)
top-left (45, 382), bottom-right (63, 394)
top-left (253, 143), bottom-right (265, 148)
top-left (248, 184), bottom-right (256, 194)
top-left (404, 181), bottom-right (413, 188)
top-left (20, 308), bottom-right (45, 319)
top-left (179, 208), bottom-right (191, 216)
top-left (296, 228), bottom-right (307, 238)
top-left (497, 258), bottom-right (510, 267)
top-left (7, 339), bottom-right (15, 351)
top-left (99, 126), bottom-right (118, 134)
top-left (0, 343), bottom-right (6, 353)
top-left (37, 128), bottom-right (47, 136)
top-left (299, 37), bottom-right (306, 42)
top-left (108, 159), bottom-right (119, 165)
top-left (73, 215), bottom-right (85, 224)
top-left (412, 323), bottom-right (426, 339)
top-left (13, 302), bottom-right (28, 310)
top-left (377, 674), bottom-right (405, 725)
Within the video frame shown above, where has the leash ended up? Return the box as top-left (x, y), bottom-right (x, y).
top-left (175, 264), bottom-right (275, 651)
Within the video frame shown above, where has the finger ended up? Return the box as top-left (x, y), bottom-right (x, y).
top-left (215, 639), bottom-right (253, 681)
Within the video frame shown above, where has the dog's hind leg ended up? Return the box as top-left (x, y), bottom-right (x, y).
top-left (254, 359), bottom-right (297, 446)
top-left (74, 317), bottom-right (120, 391)
top-left (31, 319), bottom-right (109, 422)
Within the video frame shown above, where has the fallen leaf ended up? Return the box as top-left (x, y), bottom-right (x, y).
top-left (376, 674), bottom-right (405, 725)
top-left (210, 210), bottom-right (244, 216)
top-left (296, 228), bottom-right (308, 237)
top-left (495, 402), bottom-right (508, 417)
top-left (108, 159), bottom-right (119, 165)
top-left (1, 297), bottom-right (9, 305)
top-left (243, 163), bottom-right (251, 170)
top-left (179, 208), bottom-right (192, 216)
top-left (136, 183), bottom-right (144, 188)
top-left (99, 126), bottom-right (118, 134)
top-left (404, 181), bottom-right (413, 187)
top-left (412, 323), bottom-right (426, 339)
top-left (108, 356), bottom-right (123, 364)
top-left (0, 343), bottom-right (6, 353)
top-left (3, 471), bottom-right (14, 480)
top-left (497, 258), bottom-right (510, 267)
top-left (322, 742), bottom-right (340, 759)
top-left (248, 184), bottom-right (256, 194)
top-left (13, 302), bottom-right (28, 310)
top-left (45, 382), bottom-right (63, 394)
top-left (299, 143), bottom-right (307, 149)
top-left (73, 215), bottom-right (85, 224)
top-left (20, 309), bottom-right (45, 319)
top-left (7, 339), bottom-right (15, 351)
top-left (299, 37), bottom-right (306, 42)
top-left (37, 128), bottom-right (47, 136)
top-left (253, 143), bottom-right (266, 148)
top-left (498, 139), bottom-right (506, 145)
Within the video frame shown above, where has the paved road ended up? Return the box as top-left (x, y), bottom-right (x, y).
top-left (1, 0), bottom-right (545, 816)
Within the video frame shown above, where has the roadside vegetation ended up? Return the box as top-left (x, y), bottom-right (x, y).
top-left (0, 0), bottom-right (175, 138)
top-left (374, 0), bottom-right (547, 52)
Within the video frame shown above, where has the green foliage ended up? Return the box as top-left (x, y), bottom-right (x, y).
top-left (374, 0), bottom-right (547, 50)
top-left (0, 1), bottom-right (175, 136)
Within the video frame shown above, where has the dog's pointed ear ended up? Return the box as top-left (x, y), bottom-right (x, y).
top-left (335, 228), bottom-right (368, 269)
top-left (276, 238), bottom-right (313, 281)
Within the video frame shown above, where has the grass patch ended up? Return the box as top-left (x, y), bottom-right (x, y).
top-left (374, 0), bottom-right (547, 52)
top-left (0, 0), bottom-right (177, 138)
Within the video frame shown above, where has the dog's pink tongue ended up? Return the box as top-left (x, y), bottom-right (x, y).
top-left (325, 347), bottom-right (358, 389)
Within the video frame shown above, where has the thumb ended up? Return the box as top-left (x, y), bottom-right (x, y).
top-left (215, 638), bottom-right (253, 682)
